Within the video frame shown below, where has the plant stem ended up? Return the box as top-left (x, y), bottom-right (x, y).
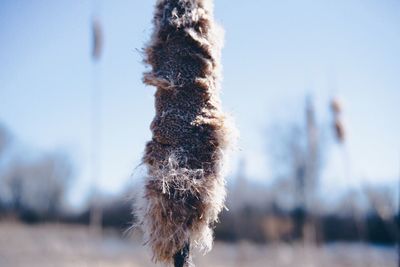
top-left (173, 242), bottom-right (190, 267)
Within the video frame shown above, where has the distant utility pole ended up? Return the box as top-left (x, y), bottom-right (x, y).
top-left (89, 0), bottom-right (103, 234)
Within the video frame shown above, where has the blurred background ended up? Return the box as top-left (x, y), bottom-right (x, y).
top-left (0, 0), bottom-right (399, 266)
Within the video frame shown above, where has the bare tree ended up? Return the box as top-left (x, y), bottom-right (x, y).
top-left (1, 152), bottom-right (73, 218)
top-left (0, 124), bottom-right (11, 157)
top-left (267, 96), bottom-right (324, 240)
top-left (0, 124), bottom-right (13, 211)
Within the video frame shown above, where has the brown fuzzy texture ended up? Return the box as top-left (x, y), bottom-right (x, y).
top-left (135, 0), bottom-right (232, 265)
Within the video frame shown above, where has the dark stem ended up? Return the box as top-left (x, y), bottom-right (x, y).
top-left (173, 242), bottom-right (190, 267)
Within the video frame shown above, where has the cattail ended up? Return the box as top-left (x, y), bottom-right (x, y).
top-left (331, 97), bottom-right (345, 142)
top-left (135, 0), bottom-right (232, 265)
top-left (91, 17), bottom-right (103, 61)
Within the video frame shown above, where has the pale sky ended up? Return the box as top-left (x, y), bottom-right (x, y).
top-left (0, 0), bottom-right (399, 206)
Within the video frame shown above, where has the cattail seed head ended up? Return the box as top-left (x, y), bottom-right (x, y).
top-left (134, 0), bottom-right (233, 264)
top-left (331, 97), bottom-right (345, 142)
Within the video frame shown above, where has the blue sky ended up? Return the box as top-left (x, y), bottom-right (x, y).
top-left (0, 0), bottom-right (399, 206)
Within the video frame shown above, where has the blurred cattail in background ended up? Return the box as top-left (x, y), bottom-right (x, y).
top-left (135, 0), bottom-right (233, 266)
top-left (89, 6), bottom-right (104, 233)
top-left (331, 97), bottom-right (345, 143)
top-left (91, 17), bottom-right (103, 61)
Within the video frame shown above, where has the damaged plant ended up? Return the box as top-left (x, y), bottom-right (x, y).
top-left (135, 0), bottom-right (233, 266)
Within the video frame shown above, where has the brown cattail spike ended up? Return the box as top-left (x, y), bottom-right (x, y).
top-left (135, 0), bottom-right (232, 265)
top-left (331, 97), bottom-right (345, 142)
top-left (92, 18), bottom-right (103, 61)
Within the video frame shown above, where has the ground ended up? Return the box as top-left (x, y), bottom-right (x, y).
top-left (0, 222), bottom-right (396, 267)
